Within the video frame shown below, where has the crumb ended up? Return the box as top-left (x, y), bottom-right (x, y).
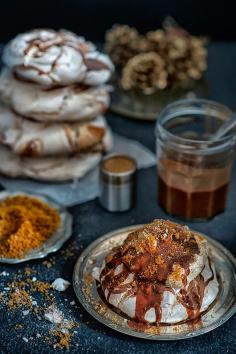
top-left (53, 331), bottom-right (72, 349)
top-left (51, 278), bottom-right (70, 292)
top-left (15, 323), bottom-right (23, 329)
top-left (22, 310), bottom-right (29, 316)
top-left (8, 289), bottom-right (32, 309)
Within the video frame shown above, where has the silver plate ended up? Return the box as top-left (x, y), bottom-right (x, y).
top-left (0, 190), bottom-right (73, 264)
top-left (73, 225), bottom-right (236, 340)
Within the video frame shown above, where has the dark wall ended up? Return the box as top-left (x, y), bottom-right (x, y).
top-left (0, 0), bottom-right (235, 43)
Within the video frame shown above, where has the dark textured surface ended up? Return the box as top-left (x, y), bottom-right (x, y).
top-left (0, 42), bottom-right (236, 354)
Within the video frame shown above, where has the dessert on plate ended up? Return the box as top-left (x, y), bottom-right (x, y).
top-left (95, 219), bottom-right (219, 324)
top-left (0, 29), bottom-right (114, 181)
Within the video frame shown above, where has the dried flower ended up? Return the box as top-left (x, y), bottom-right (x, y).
top-left (105, 18), bottom-right (208, 92)
top-left (121, 52), bottom-right (168, 94)
top-left (105, 24), bottom-right (140, 66)
top-left (146, 26), bottom-right (207, 87)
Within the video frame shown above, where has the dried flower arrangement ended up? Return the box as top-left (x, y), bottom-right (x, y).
top-left (105, 18), bottom-right (207, 94)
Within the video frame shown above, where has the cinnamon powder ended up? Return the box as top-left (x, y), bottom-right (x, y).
top-left (0, 195), bottom-right (60, 258)
top-left (103, 156), bottom-right (136, 173)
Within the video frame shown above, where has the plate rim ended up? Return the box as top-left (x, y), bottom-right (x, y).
top-left (73, 224), bottom-right (236, 340)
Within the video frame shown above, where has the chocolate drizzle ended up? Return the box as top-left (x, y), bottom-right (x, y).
top-left (177, 258), bottom-right (214, 320)
top-left (10, 30), bottom-right (111, 86)
top-left (100, 220), bottom-right (216, 326)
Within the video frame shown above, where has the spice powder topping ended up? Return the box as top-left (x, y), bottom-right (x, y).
top-left (0, 195), bottom-right (61, 258)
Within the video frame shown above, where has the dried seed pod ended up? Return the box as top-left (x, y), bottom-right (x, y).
top-left (106, 19), bottom-right (208, 89)
top-left (167, 32), bottom-right (207, 86)
top-left (105, 24), bottom-right (140, 67)
top-left (146, 22), bottom-right (208, 87)
top-left (146, 29), bottom-right (167, 54)
top-left (121, 52), bottom-right (168, 94)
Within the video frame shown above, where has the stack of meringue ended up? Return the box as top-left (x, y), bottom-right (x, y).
top-left (0, 29), bottom-right (114, 181)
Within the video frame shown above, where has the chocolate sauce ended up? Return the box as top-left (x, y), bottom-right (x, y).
top-left (158, 159), bottom-right (231, 219)
top-left (178, 258), bottom-right (214, 320)
top-left (21, 139), bottom-right (42, 157)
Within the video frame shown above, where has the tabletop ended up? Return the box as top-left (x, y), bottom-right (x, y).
top-left (0, 42), bottom-right (236, 354)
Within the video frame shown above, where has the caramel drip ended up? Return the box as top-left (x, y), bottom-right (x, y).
top-left (178, 257), bottom-right (215, 320)
top-left (100, 252), bottom-right (130, 301)
top-left (84, 58), bottom-right (111, 71)
top-left (134, 283), bottom-right (170, 323)
top-left (101, 258), bottom-right (173, 323)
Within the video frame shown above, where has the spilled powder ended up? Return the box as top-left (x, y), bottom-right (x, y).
top-left (0, 268), bottom-right (79, 349)
top-left (53, 331), bottom-right (72, 350)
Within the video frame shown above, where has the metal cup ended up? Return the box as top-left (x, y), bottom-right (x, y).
top-left (99, 153), bottom-right (137, 212)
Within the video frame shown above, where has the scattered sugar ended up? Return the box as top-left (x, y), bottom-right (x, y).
top-left (44, 305), bottom-right (64, 324)
top-left (51, 278), bottom-right (70, 292)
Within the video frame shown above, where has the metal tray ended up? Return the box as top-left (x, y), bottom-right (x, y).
top-left (73, 225), bottom-right (236, 340)
top-left (0, 190), bottom-right (73, 264)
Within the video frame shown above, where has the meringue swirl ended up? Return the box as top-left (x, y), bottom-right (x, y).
top-left (3, 29), bottom-right (114, 87)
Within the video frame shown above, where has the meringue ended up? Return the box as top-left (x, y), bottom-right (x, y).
top-left (96, 220), bottom-right (219, 325)
top-left (0, 69), bottom-right (111, 122)
top-left (0, 68), bottom-right (111, 122)
top-left (3, 29), bottom-right (114, 87)
top-left (0, 145), bottom-right (102, 181)
top-left (0, 106), bottom-right (112, 157)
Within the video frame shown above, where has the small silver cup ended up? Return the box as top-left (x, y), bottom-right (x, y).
top-left (99, 153), bottom-right (137, 212)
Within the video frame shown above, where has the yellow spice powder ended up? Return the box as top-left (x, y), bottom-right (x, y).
top-left (0, 195), bottom-right (61, 258)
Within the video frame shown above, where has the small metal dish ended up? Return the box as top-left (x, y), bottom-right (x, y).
top-left (0, 190), bottom-right (73, 264)
top-left (73, 225), bottom-right (236, 340)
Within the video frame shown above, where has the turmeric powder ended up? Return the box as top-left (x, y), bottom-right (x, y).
top-left (0, 195), bottom-right (61, 258)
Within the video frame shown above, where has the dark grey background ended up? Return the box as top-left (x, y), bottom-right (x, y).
top-left (0, 0), bottom-right (235, 42)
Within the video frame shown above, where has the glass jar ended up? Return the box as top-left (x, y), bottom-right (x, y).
top-left (155, 99), bottom-right (236, 220)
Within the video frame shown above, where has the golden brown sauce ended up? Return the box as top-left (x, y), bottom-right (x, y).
top-left (102, 156), bottom-right (136, 174)
top-left (158, 159), bottom-right (231, 219)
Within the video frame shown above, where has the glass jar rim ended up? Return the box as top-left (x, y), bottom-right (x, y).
top-left (155, 98), bottom-right (236, 154)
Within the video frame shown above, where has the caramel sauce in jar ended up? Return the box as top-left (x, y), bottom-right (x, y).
top-left (158, 158), bottom-right (231, 219)
top-left (156, 99), bottom-right (236, 220)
